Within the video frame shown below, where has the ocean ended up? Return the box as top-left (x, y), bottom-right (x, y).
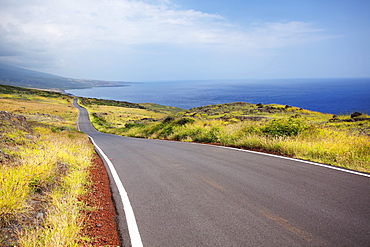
top-left (66, 78), bottom-right (370, 115)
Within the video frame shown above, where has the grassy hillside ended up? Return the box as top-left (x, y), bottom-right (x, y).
top-left (0, 85), bottom-right (94, 246)
top-left (0, 63), bottom-right (129, 90)
top-left (79, 97), bottom-right (184, 133)
top-left (82, 101), bottom-right (370, 173)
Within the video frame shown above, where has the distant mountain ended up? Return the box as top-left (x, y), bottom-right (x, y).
top-left (0, 63), bottom-right (130, 90)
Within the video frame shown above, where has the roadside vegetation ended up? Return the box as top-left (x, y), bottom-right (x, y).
top-left (0, 85), bottom-right (94, 246)
top-left (1, 83), bottom-right (369, 246)
top-left (81, 101), bottom-right (370, 173)
top-left (0, 84), bottom-right (182, 246)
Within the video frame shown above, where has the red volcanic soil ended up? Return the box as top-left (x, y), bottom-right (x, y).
top-left (80, 154), bottom-right (121, 246)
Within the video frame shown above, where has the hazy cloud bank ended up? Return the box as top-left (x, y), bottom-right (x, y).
top-left (0, 0), bottom-right (328, 79)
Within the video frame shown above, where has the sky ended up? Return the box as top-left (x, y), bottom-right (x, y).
top-left (0, 0), bottom-right (369, 81)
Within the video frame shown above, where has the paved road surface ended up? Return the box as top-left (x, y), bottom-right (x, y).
top-left (74, 99), bottom-right (370, 247)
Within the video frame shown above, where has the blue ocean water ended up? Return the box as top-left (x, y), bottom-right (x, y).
top-left (66, 78), bottom-right (370, 115)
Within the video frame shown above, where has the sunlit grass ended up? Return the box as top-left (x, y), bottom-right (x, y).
top-left (0, 85), bottom-right (94, 246)
top-left (3, 125), bottom-right (94, 246)
top-left (0, 98), bottom-right (77, 128)
top-left (0, 166), bottom-right (30, 225)
top-left (17, 130), bottom-right (93, 247)
top-left (83, 102), bottom-right (175, 133)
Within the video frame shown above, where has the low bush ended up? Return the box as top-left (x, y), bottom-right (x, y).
top-left (163, 116), bottom-right (175, 123)
top-left (176, 117), bottom-right (195, 126)
top-left (125, 122), bottom-right (144, 129)
top-left (261, 118), bottom-right (308, 137)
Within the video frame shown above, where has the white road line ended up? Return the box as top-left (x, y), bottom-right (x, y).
top-left (73, 99), bottom-right (143, 246)
top-left (89, 137), bottom-right (143, 247)
top-left (189, 142), bottom-right (370, 178)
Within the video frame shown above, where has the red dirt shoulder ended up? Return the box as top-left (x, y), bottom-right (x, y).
top-left (80, 154), bottom-right (121, 246)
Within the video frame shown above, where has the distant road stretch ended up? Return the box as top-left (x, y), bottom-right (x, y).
top-left (74, 98), bottom-right (370, 247)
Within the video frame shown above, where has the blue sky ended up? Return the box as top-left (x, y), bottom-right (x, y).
top-left (0, 0), bottom-right (369, 81)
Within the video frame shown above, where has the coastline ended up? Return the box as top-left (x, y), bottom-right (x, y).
top-left (64, 78), bottom-right (370, 115)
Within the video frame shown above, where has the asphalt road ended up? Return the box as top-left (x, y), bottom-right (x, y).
top-left (74, 99), bottom-right (370, 247)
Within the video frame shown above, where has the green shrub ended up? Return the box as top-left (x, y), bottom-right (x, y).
top-left (188, 126), bottom-right (220, 143)
top-left (176, 117), bottom-right (195, 126)
top-left (261, 118), bottom-right (308, 137)
top-left (91, 115), bottom-right (110, 127)
top-left (163, 116), bottom-right (175, 123)
top-left (124, 122), bottom-right (144, 129)
top-left (144, 123), bottom-right (166, 136)
top-left (159, 125), bottom-right (174, 137)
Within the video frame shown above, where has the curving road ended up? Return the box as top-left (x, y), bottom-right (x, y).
top-left (74, 99), bottom-right (370, 247)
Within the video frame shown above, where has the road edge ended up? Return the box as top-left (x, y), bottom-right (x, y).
top-left (89, 137), bottom-right (143, 247)
top-left (73, 98), bottom-right (143, 247)
top-left (190, 142), bottom-right (370, 178)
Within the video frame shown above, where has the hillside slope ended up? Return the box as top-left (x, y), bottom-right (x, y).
top-left (0, 63), bottom-right (129, 90)
top-left (0, 85), bottom-right (120, 246)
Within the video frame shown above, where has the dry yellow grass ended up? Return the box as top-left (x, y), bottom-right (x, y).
top-left (0, 86), bottom-right (94, 246)
top-left (0, 98), bottom-right (77, 128)
top-left (83, 103), bottom-right (170, 134)
top-left (17, 129), bottom-right (93, 247)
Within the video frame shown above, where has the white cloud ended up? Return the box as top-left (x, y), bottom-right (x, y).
top-left (0, 0), bottom-right (328, 75)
